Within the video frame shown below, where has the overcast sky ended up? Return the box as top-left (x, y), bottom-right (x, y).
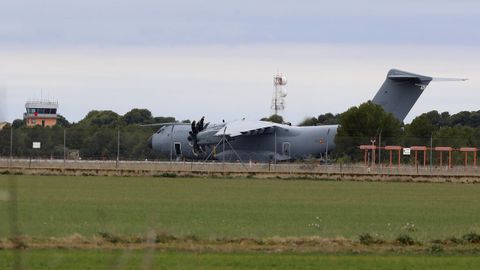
top-left (1, 0), bottom-right (479, 124)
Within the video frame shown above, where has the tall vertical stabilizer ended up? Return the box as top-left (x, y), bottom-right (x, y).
top-left (372, 69), bottom-right (433, 122)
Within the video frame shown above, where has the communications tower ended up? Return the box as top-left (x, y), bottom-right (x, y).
top-left (271, 73), bottom-right (287, 115)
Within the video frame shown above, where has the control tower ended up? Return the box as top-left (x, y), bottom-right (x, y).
top-left (24, 99), bottom-right (58, 127)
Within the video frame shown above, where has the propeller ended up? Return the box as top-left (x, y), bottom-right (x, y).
top-left (187, 117), bottom-right (206, 155)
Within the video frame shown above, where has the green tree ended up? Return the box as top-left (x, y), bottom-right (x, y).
top-left (334, 101), bottom-right (403, 161)
top-left (78, 110), bottom-right (121, 127)
top-left (434, 126), bottom-right (475, 148)
top-left (317, 113), bottom-right (339, 125)
top-left (299, 113), bottom-right (339, 126)
top-left (0, 124), bottom-right (12, 156)
top-left (123, 109), bottom-right (154, 125)
top-left (56, 114), bottom-right (71, 127)
top-left (81, 128), bottom-right (117, 159)
top-left (12, 119), bottom-right (25, 128)
top-left (154, 116), bottom-right (177, 124)
top-left (449, 111), bottom-right (471, 127)
top-left (298, 117), bottom-right (319, 126)
top-left (422, 110), bottom-right (450, 127)
top-left (261, 114), bottom-right (284, 124)
top-left (404, 115), bottom-right (435, 146)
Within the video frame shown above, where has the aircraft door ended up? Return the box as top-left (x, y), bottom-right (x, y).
top-left (282, 142), bottom-right (291, 157)
top-left (174, 142), bottom-right (182, 156)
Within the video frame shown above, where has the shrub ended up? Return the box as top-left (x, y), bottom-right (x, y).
top-left (429, 244), bottom-right (444, 254)
top-left (97, 231), bottom-right (122, 244)
top-left (154, 172), bottom-right (177, 178)
top-left (463, 233), bottom-right (480, 244)
top-left (359, 233), bottom-right (384, 245)
top-left (155, 231), bottom-right (177, 243)
top-left (184, 234), bottom-right (200, 242)
top-left (396, 234), bottom-right (416, 246)
top-left (447, 236), bottom-right (464, 244)
top-left (431, 239), bottom-right (443, 244)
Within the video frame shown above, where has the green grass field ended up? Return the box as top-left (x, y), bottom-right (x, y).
top-left (1, 175), bottom-right (480, 241)
top-left (1, 250), bottom-right (480, 270)
top-left (2, 175), bottom-right (480, 269)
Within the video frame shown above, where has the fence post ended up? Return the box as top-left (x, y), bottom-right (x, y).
top-left (429, 134), bottom-right (433, 172)
top-left (9, 127), bottom-right (13, 168)
top-left (63, 128), bottom-right (66, 170)
top-left (116, 128), bottom-right (120, 169)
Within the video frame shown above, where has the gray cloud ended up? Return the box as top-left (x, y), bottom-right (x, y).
top-left (1, 1), bottom-right (478, 124)
top-left (1, 44), bottom-right (478, 124)
top-left (1, 0), bottom-right (479, 46)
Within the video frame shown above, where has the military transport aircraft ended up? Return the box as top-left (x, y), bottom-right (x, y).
top-left (147, 69), bottom-right (466, 162)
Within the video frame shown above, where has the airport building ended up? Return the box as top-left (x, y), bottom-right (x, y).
top-left (24, 100), bottom-right (58, 127)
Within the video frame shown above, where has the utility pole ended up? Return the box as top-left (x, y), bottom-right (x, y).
top-left (222, 127), bottom-right (226, 173)
top-left (63, 128), bottom-right (66, 169)
top-left (9, 127), bottom-right (13, 168)
top-left (170, 125), bottom-right (174, 163)
top-left (274, 129), bottom-right (277, 165)
top-left (370, 138), bottom-right (376, 167)
top-left (430, 133), bottom-right (433, 171)
top-left (116, 128), bottom-right (120, 169)
top-left (378, 130), bottom-right (382, 166)
top-left (325, 128), bottom-right (330, 165)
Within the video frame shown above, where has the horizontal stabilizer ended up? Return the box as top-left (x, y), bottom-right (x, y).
top-left (432, 77), bottom-right (468, 82)
top-left (387, 74), bottom-right (432, 82)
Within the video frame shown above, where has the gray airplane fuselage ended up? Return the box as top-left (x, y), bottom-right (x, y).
top-left (148, 69), bottom-right (465, 162)
top-left (150, 123), bottom-right (338, 162)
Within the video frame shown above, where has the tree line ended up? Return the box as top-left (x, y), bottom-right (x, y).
top-left (1, 106), bottom-right (480, 162)
top-left (0, 109), bottom-right (187, 160)
top-left (326, 103), bottom-right (480, 163)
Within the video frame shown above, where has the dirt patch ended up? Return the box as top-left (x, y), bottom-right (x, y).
top-left (2, 234), bottom-right (479, 255)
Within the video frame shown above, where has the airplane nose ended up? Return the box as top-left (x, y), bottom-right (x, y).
top-left (147, 136), bottom-right (153, 149)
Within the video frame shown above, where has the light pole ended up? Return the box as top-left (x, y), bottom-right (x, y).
top-left (222, 127), bottom-right (226, 173)
top-left (378, 130), bottom-right (382, 166)
top-left (325, 128), bottom-right (331, 165)
top-left (430, 133), bottom-right (433, 171)
top-left (9, 127), bottom-right (13, 168)
top-left (116, 128), bottom-right (120, 169)
top-left (63, 128), bottom-right (66, 169)
top-left (274, 129), bottom-right (277, 165)
top-left (170, 125), bottom-right (174, 163)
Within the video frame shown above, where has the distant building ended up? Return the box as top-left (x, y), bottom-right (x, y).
top-left (0, 122), bottom-right (7, 130)
top-left (24, 100), bottom-right (58, 127)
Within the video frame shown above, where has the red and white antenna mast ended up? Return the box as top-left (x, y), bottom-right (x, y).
top-left (271, 73), bottom-right (287, 116)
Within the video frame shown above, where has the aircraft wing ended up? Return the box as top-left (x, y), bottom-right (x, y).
top-left (214, 120), bottom-right (285, 137)
top-left (140, 122), bottom-right (190, 127)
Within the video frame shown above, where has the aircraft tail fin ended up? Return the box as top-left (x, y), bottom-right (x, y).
top-left (372, 69), bottom-right (433, 122)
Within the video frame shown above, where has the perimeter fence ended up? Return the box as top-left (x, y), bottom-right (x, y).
top-left (1, 126), bottom-right (480, 172)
